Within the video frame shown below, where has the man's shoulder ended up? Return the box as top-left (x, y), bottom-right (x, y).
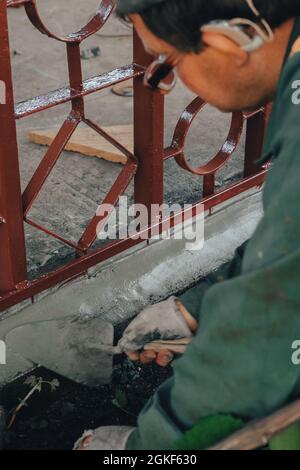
top-left (265, 49), bottom-right (300, 163)
top-left (262, 46), bottom-right (300, 161)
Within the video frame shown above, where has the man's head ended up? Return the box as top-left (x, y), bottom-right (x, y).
top-left (116, 0), bottom-right (299, 111)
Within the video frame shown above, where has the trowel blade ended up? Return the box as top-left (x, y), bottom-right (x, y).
top-left (6, 317), bottom-right (115, 387)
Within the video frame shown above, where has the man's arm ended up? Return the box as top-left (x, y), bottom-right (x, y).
top-left (119, 239), bottom-right (249, 367)
top-left (128, 250), bottom-right (300, 449)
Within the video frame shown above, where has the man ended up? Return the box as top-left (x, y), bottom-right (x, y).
top-left (75, 0), bottom-right (300, 450)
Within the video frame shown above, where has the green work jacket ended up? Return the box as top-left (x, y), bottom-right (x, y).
top-left (127, 18), bottom-right (300, 450)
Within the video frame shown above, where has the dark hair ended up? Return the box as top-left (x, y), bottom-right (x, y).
top-left (117, 0), bottom-right (300, 53)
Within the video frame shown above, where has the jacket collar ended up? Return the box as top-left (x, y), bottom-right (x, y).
top-left (261, 17), bottom-right (300, 163)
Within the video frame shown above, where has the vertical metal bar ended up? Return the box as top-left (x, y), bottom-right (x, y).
top-left (203, 174), bottom-right (215, 198)
top-left (67, 42), bottom-right (85, 117)
top-left (0, 1), bottom-right (27, 293)
top-left (133, 30), bottom-right (164, 223)
top-left (244, 109), bottom-right (267, 177)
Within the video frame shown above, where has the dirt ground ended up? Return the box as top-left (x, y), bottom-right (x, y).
top-left (7, 0), bottom-right (246, 275)
top-left (0, 362), bottom-right (171, 450)
top-left (0, 316), bottom-right (173, 450)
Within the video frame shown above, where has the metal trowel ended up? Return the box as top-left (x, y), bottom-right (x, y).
top-left (6, 316), bottom-right (122, 387)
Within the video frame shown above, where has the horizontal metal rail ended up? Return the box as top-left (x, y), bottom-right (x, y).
top-left (15, 65), bottom-right (145, 119)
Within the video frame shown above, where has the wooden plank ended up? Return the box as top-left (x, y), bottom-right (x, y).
top-left (210, 398), bottom-right (300, 450)
top-left (28, 124), bottom-right (133, 164)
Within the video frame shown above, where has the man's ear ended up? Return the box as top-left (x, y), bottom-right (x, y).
top-left (202, 31), bottom-right (249, 65)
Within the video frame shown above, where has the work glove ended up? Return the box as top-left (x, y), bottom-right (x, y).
top-left (117, 296), bottom-right (198, 367)
top-left (74, 426), bottom-right (135, 450)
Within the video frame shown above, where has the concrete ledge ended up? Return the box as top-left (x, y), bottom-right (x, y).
top-left (0, 188), bottom-right (263, 385)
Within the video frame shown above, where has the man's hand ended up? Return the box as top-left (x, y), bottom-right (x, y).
top-left (117, 297), bottom-right (198, 367)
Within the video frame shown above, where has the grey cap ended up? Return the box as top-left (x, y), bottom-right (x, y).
top-left (116, 0), bottom-right (166, 16)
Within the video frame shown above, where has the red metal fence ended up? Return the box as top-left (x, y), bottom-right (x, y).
top-left (0, 0), bottom-right (269, 312)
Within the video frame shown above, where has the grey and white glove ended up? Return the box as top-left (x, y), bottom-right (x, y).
top-left (74, 426), bottom-right (135, 450)
top-left (118, 296), bottom-right (198, 366)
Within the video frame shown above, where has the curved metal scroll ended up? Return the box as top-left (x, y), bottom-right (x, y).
top-left (24, 0), bottom-right (114, 43)
top-left (169, 96), bottom-right (244, 176)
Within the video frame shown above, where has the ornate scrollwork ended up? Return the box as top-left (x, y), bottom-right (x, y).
top-left (23, 0), bottom-right (114, 43)
top-left (169, 96), bottom-right (244, 176)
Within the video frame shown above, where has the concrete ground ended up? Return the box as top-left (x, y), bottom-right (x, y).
top-left (8, 0), bottom-right (246, 275)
